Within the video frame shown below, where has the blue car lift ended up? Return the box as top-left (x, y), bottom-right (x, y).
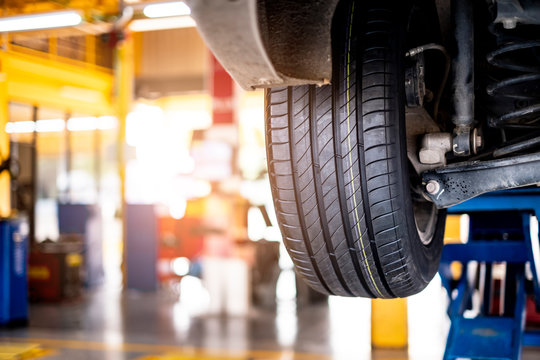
top-left (440, 189), bottom-right (540, 360)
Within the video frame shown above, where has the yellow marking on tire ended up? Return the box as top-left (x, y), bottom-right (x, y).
top-left (345, 1), bottom-right (384, 297)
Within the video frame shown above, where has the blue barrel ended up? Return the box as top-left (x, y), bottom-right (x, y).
top-left (0, 217), bottom-right (28, 326)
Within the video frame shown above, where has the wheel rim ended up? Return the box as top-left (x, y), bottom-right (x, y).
top-left (413, 200), bottom-right (438, 245)
top-left (409, 162), bottom-right (439, 246)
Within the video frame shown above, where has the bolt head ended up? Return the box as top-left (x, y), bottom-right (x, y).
top-left (502, 19), bottom-right (517, 29)
top-left (426, 180), bottom-right (440, 195)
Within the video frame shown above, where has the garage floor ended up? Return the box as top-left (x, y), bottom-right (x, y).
top-left (1, 277), bottom-right (539, 360)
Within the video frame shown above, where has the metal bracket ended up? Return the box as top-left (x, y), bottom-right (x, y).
top-left (494, 0), bottom-right (540, 29)
top-left (419, 132), bottom-right (452, 165)
top-left (422, 152), bottom-right (540, 208)
top-left (406, 107), bottom-right (445, 174)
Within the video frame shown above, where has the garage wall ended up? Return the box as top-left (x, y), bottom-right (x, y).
top-left (135, 27), bottom-right (209, 98)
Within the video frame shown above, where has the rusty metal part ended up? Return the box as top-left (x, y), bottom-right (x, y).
top-left (423, 152), bottom-right (540, 208)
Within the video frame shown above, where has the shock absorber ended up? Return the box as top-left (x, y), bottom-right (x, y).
top-left (486, 28), bottom-right (540, 129)
top-left (451, 0), bottom-right (476, 156)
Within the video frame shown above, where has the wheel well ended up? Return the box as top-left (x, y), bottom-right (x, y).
top-left (256, 0), bottom-right (339, 83)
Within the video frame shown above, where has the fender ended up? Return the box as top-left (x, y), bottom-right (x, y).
top-left (187, 0), bottom-right (339, 90)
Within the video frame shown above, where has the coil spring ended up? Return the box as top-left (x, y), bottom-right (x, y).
top-left (486, 29), bottom-right (540, 129)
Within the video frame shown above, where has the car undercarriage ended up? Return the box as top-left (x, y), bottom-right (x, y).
top-left (191, 0), bottom-right (540, 298)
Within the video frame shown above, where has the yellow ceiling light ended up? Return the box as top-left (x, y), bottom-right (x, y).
top-left (143, 1), bottom-right (191, 18)
top-left (0, 10), bottom-right (82, 33)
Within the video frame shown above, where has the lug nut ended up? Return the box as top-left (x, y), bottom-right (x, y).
top-left (425, 180), bottom-right (441, 195)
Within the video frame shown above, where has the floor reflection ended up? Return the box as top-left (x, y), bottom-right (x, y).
top-left (1, 277), bottom-right (538, 359)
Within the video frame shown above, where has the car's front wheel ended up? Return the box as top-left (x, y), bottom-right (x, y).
top-left (265, 0), bottom-right (446, 298)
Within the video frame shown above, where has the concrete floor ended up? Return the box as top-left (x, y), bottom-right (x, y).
top-left (0, 288), bottom-right (371, 360)
top-left (1, 277), bottom-right (540, 360)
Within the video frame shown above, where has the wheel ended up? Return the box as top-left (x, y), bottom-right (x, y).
top-left (265, 0), bottom-right (446, 298)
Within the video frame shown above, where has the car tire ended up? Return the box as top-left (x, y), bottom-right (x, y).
top-left (265, 0), bottom-right (446, 298)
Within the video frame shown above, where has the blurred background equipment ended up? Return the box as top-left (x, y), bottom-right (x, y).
top-left (251, 239), bottom-right (280, 310)
top-left (0, 217), bottom-right (29, 326)
top-left (156, 209), bottom-right (204, 284)
top-left (58, 203), bottom-right (103, 287)
top-left (125, 204), bottom-right (157, 291)
top-left (28, 235), bottom-right (83, 302)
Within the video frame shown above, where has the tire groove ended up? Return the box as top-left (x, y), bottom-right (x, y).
top-left (362, 96), bottom-right (394, 104)
top-left (309, 85), bottom-right (354, 295)
top-left (364, 142), bottom-right (394, 152)
top-left (364, 156), bottom-right (397, 168)
top-left (368, 181), bottom-right (398, 195)
top-left (356, 16), bottom-right (396, 296)
top-left (288, 87), bottom-right (333, 295)
top-left (332, 30), bottom-right (376, 297)
top-left (363, 124), bottom-right (392, 132)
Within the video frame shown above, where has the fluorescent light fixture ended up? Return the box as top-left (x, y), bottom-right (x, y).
top-left (5, 116), bottom-right (117, 134)
top-left (36, 119), bottom-right (65, 132)
top-left (143, 1), bottom-right (191, 18)
top-left (66, 116), bottom-right (118, 131)
top-left (5, 121), bottom-right (35, 134)
top-left (5, 120), bottom-right (66, 133)
top-left (128, 15), bottom-right (195, 32)
top-left (0, 10), bottom-right (82, 33)
top-left (67, 117), bottom-right (97, 132)
top-left (5, 119), bottom-right (66, 133)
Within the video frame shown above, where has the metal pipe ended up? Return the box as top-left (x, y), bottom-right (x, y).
top-left (493, 135), bottom-right (540, 158)
top-left (406, 43), bottom-right (451, 123)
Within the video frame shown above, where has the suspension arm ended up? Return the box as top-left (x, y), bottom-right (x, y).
top-left (422, 153), bottom-right (540, 208)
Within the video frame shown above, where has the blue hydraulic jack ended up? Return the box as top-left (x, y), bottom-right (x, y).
top-left (439, 189), bottom-right (540, 360)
